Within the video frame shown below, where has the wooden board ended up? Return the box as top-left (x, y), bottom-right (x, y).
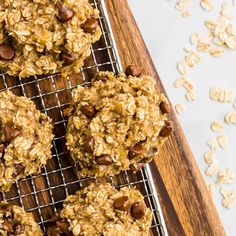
top-left (104, 0), bottom-right (226, 235)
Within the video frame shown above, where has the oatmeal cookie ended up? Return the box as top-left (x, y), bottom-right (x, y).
top-left (0, 90), bottom-right (54, 191)
top-left (47, 183), bottom-right (152, 236)
top-left (0, 202), bottom-right (43, 236)
top-left (66, 66), bottom-right (173, 177)
top-left (0, 0), bottom-right (101, 78)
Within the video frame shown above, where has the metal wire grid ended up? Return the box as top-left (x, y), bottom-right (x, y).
top-left (0, 0), bottom-right (168, 235)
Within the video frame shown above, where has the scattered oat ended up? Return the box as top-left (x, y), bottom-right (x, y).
top-left (185, 91), bottom-right (196, 101)
top-left (184, 50), bottom-right (202, 67)
top-left (198, 33), bottom-right (213, 44)
top-left (207, 183), bottom-right (214, 197)
top-left (220, 187), bottom-right (236, 209)
top-left (183, 47), bottom-right (190, 53)
top-left (209, 47), bottom-right (224, 57)
top-left (177, 61), bottom-right (188, 75)
top-left (197, 43), bottom-right (211, 52)
top-left (175, 0), bottom-right (190, 12)
top-left (207, 138), bottom-right (218, 151)
top-left (205, 161), bottom-right (219, 176)
top-left (182, 11), bottom-right (190, 17)
top-left (211, 121), bottom-right (224, 132)
top-left (204, 150), bottom-right (214, 164)
top-left (183, 80), bottom-right (194, 92)
top-left (209, 87), bottom-right (233, 103)
top-left (175, 103), bottom-right (185, 114)
top-left (225, 37), bottom-right (236, 50)
top-left (217, 135), bottom-right (228, 149)
top-left (200, 0), bottom-right (213, 12)
top-left (225, 111), bottom-right (236, 124)
top-left (220, 3), bottom-right (232, 20)
top-left (204, 4), bottom-right (236, 51)
top-left (216, 168), bottom-right (235, 185)
top-left (174, 77), bottom-right (186, 88)
top-left (233, 103), bottom-right (236, 109)
top-left (190, 33), bottom-right (199, 44)
top-left (205, 20), bottom-right (217, 30)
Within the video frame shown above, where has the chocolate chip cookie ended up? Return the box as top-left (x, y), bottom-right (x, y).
top-left (0, 90), bottom-right (54, 191)
top-left (47, 183), bottom-right (152, 236)
top-left (65, 66), bottom-right (173, 177)
top-left (0, 0), bottom-right (101, 78)
top-left (0, 202), bottom-right (43, 236)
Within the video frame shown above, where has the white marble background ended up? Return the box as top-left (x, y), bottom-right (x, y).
top-left (127, 1), bottom-right (236, 235)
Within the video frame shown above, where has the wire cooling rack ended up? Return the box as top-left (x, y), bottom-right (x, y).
top-left (0, 0), bottom-right (168, 235)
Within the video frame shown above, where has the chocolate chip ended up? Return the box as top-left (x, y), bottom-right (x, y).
top-left (80, 105), bottom-right (96, 119)
top-left (130, 202), bottom-right (146, 219)
top-left (4, 125), bottom-right (21, 143)
top-left (80, 193), bottom-right (87, 199)
top-left (81, 18), bottom-right (98, 34)
top-left (160, 101), bottom-right (170, 114)
top-left (13, 224), bottom-right (25, 235)
top-left (128, 144), bottom-right (143, 159)
top-left (13, 163), bottom-right (25, 177)
top-left (48, 225), bottom-right (62, 236)
top-left (130, 163), bottom-right (145, 173)
top-left (93, 74), bottom-right (108, 82)
top-left (56, 220), bottom-right (72, 236)
top-left (159, 121), bottom-right (173, 138)
top-left (58, 6), bottom-right (75, 22)
top-left (0, 44), bottom-right (15, 60)
top-left (85, 137), bottom-right (95, 153)
top-left (95, 154), bottom-right (113, 165)
top-left (125, 65), bottom-right (143, 77)
top-left (60, 51), bottom-right (76, 65)
top-left (113, 196), bottom-right (130, 211)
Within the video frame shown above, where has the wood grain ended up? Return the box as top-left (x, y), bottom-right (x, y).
top-left (104, 0), bottom-right (226, 235)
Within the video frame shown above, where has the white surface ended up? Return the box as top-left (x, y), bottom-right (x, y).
top-left (127, 1), bottom-right (236, 235)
